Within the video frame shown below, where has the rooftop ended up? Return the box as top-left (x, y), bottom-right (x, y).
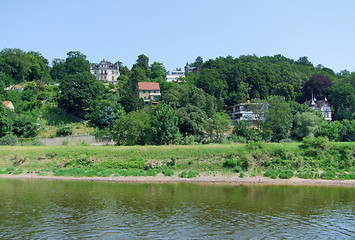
top-left (138, 82), bottom-right (160, 91)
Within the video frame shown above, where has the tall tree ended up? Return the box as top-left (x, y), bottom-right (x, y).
top-left (58, 72), bottom-right (104, 118)
top-left (303, 74), bottom-right (331, 99)
top-left (150, 104), bottom-right (181, 145)
top-left (0, 48), bottom-right (30, 83)
top-left (64, 51), bottom-right (90, 75)
top-left (50, 58), bottom-right (66, 81)
top-left (264, 96), bottom-right (293, 142)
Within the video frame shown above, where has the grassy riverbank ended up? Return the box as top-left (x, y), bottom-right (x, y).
top-left (1, 138), bottom-right (354, 180)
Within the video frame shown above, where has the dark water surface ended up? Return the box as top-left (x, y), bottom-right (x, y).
top-left (0, 179), bottom-right (354, 239)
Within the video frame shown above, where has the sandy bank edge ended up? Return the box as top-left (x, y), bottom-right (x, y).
top-left (0, 174), bottom-right (354, 187)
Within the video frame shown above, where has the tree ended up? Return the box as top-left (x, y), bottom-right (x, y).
top-left (25, 51), bottom-right (50, 82)
top-left (328, 78), bottom-right (355, 120)
top-left (296, 56), bottom-right (313, 66)
top-left (150, 62), bottom-right (166, 79)
top-left (233, 120), bottom-right (262, 141)
top-left (303, 74), bottom-right (332, 99)
top-left (58, 72), bottom-right (104, 118)
top-left (264, 96), bottom-right (293, 142)
top-left (0, 48), bottom-right (30, 83)
top-left (50, 58), bottom-right (66, 81)
top-left (13, 115), bottom-right (37, 138)
top-left (150, 104), bottom-right (181, 145)
top-left (293, 112), bottom-right (322, 139)
top-left (176, 104), bottom-right (207, 137)
top-left (275, 82), bottom-right (295, 101)
top-left (132, 54), bottom-right (150, 77)
top-left (112, 111), bottom-right (151, 145)
top-left (64, 51), bottom-right (90, 75)
top-left (192, 56), bottom-right (203, 72)
top-left (204, 112), bottom-right (231, 143)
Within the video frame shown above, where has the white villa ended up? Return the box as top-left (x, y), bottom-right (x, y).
top-left (90, 60), bottom-right (120, 84)
top-left (166, 70), bottom-right (185, 82)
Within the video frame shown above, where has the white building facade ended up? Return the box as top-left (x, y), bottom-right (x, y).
top-left (90, 60), bottom-right (120, 84)
top-left (166, 70), bottom-right (185, 82)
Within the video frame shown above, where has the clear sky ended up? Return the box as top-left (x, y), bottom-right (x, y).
top-left (1, 0), bottom-right (354, 73)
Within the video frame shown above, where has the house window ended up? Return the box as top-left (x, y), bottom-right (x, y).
top-left (112, 76), bottom-right (114, 80)
top-left (143, 90), bottom-right (145, 93)
top-left (148, 90), bottom-right (151, 94)
top-left (112, 70), bottom-right (115, 74)
top-left (104, 76), bottom-right (106, 80)
top-left (100, 76), bottom-right (103, 80)
top-left (154, 90), bottom-right (156, 93)
top-left (144, 97), bottom-right (146, 100)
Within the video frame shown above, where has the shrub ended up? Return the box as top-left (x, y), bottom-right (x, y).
top-left (99, 158), bottom-right (145, 170)
top-left (162, 169), bottom-right (174, 176)
top-left (32, 139), bottom-right (44, 146)
top-left (179, 171), bottom-right (187, 178)
top-left (146, 169), bottom-right (159, 176)
top-left (223, 158), bottom-right (237, 168)
top-left (349, 173), bottom-right (355, 179)
top-left (77, 140), bottom-right (90, 146)
top-left (56, 125), bottom-right (73, 137)
top-left (264, 169), bottom-right (279, 179)
top-left (321, 171), bottom-right (336, 180)
top-left (187, 170), bottom-right (199, 178)
top-left (279, 170), bottom-right (294, 179)
top-left (0, 135), bottom-right (18, 146)
top-left (240, 172), bottom-right (245, 178)
top-left (337, 172), bottom-right (351, 180)
top-left (61, 139), bottom-right (69, 146)
top-left (298, 170), bottom-right (313, 179)
top-left (184, 135), bottom-right (196, 145)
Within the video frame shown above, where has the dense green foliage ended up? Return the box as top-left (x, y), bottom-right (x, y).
top-left (0, 48), bottom-right (354, 144)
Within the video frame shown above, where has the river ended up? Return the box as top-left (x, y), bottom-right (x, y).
top-left (0, 179), bottom-right (354, 239)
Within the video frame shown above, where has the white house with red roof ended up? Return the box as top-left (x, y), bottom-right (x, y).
top-left (138, 82), bottom-right (160, 104)
top-left (2, 101), bottom-right (15, 111)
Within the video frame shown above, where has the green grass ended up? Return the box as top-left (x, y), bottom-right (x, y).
top-left (0, 141), bottom-right (353, 179)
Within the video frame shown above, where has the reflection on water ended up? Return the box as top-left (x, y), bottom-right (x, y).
top-left (0, 179), bottom-right (354, 239)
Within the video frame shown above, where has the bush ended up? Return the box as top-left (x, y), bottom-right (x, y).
top-left (32, 139), bottom-right (44, 146)
top-left (184, 135), bottom-right (197, 145)
top-left (0, 135), bottom-right (18, 146)
top-left (298, 170), bottom-right (313, 179)
top-left (56, 125), bottom-right (73, 137)
top-left (162, 169), bottom-right (174, 176)
top-left (240, 172), bottom-right (245, 178)
top-left (223, 158), bottom-right (237, 168)
top-left (264, 169), bottom-right (279, 179)
top-left (279, 170), bottom-right (294, 179)
top-left (99, 158), bottom-right (145, 170)
top-left (349, 173), bottom-right (355, 179)
top-left (77, 140), bottom-right (90, 146)
top-left (61, 139), bottom-right (69, 146)
top-left (187, 170), bottom-right (199, 178)
top-left (337, 172), bottom-right (351, 180)
top-left (321, 171), bottom-right (336, 180)
top-left (179, 171), bottom-right (187, 178)
top-left (146, 169), bottom-right (159, 176)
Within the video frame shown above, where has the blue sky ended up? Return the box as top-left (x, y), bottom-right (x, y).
top-left (1, 0), bottom-right (354, 72)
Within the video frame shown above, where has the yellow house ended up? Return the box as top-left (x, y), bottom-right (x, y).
top-left (138, 82), bottom-right (161, 104)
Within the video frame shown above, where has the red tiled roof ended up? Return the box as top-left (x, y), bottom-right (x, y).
top-left (2, 101), bottom-right (11, 107)
top-left (138, 82), bottom-right (160, 90)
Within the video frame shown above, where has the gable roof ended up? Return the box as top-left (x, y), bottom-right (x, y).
top-left (2, 101), bottom-right (11, 107)
top-left (138, 82), bottom-right (160, 91)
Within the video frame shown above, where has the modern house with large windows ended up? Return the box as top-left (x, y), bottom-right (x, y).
top-left (90, 60), bottom-right (120, 84)
top-left (138, 82), bottom-right (161, 104)
top-left (226, 101), bottom-right (268, 124)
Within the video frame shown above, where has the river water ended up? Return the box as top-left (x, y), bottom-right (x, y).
top-left (0, 179), bottom-right (354, 239)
